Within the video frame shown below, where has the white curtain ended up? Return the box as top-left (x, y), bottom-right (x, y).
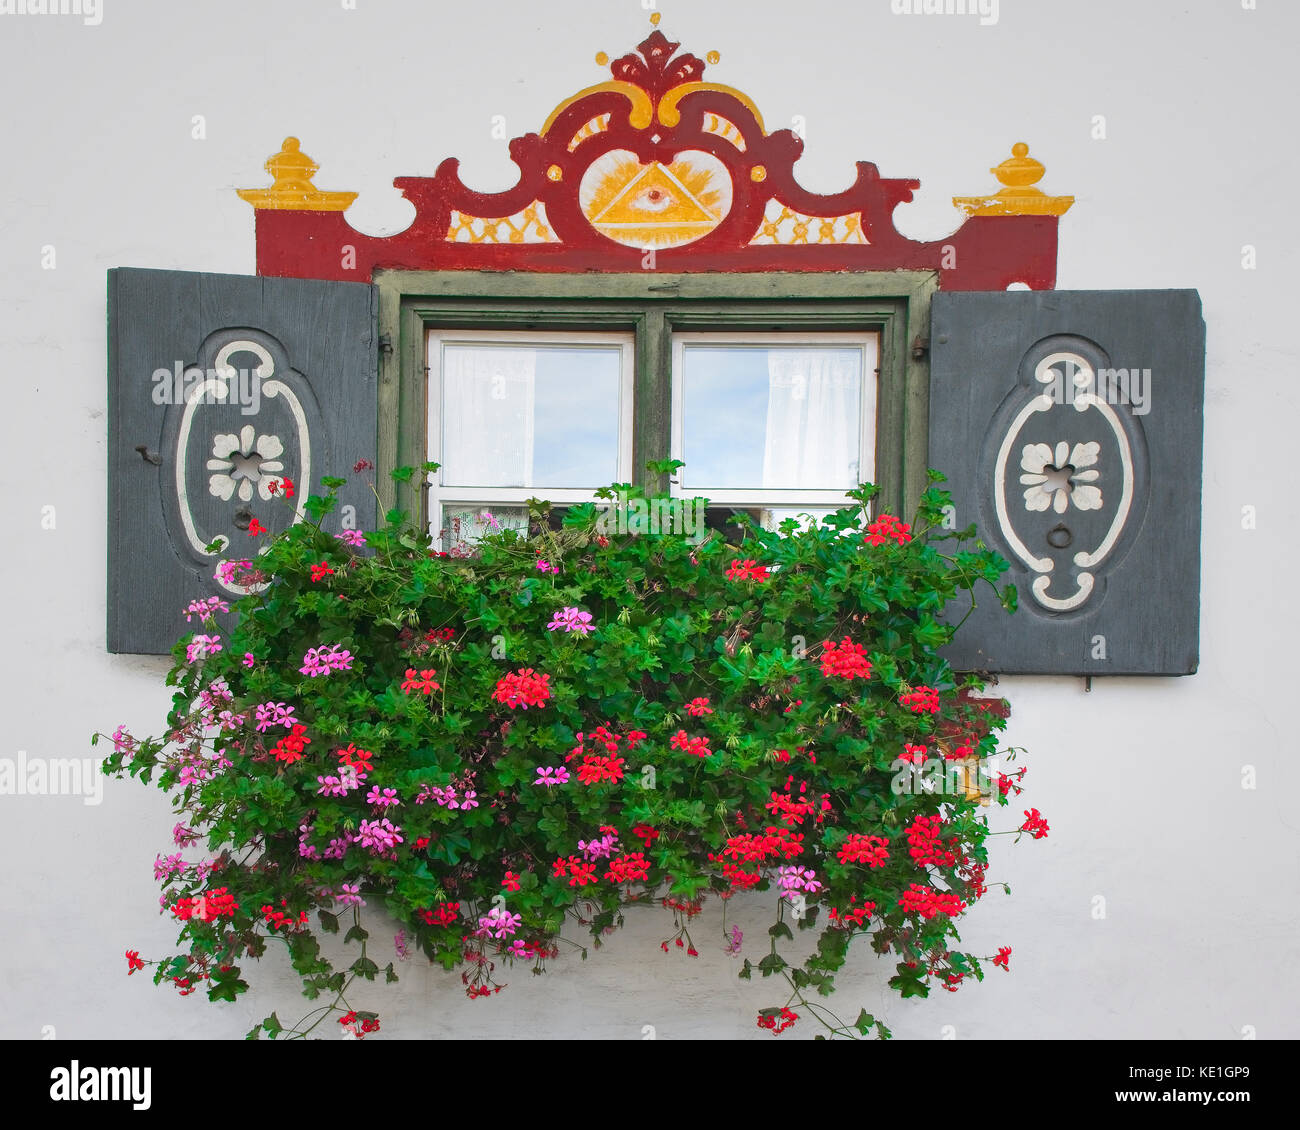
top-left (762, 350), bottom-right (858, 489)
top-left (441, 346), bottom-right (536, 487)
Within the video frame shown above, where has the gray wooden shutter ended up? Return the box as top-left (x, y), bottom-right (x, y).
top-left (928, 289), bottom-right (1205, 676)
top-left (108, 269), bottom-right (379, 654)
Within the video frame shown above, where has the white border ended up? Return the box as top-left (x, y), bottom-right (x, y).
top-left (993, 352), bottom-right (1136, 613)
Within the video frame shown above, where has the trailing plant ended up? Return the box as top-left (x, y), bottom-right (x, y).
top-left (99, 464), bottom-right (1046, 1040)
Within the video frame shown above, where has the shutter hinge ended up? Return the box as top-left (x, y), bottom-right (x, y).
top-left (378, 333), bottom-right (393, 355)
top-left (911, 335), bottom-right (929, 361)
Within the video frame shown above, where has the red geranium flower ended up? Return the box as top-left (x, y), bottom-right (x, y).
top-left (820, 637), bottom-right (873, 680)
top-left (401, 668), bottom-right (441, 695)
top-left (725, 558), bottom-right (770, 582)
top-left (998, 768), bottom-right (1028, 797)
top-left (669, 730), bottom-right (711, 757)
top-left (898, 743), bottom-right (928, 766)
top-left (863, 513), bottom-right (912, 546)
top-left (718, 862), bottom-right (762, 890)
top-left (492, 669), bottom-right (552, 710)
top-left (270, 725), bottom-right (311, 764)
top-left (418, 902), bottom-right (458, 927)
top-left (898, 883), bottom-right (966, 920)
top-left (899, 686), bottom-right (941, 714)
top-left (837, 833), bottom-right (891, 868)
top-left (1020, 808), bottom-right (1050, 840)
top-left (905, 814), bottom-right (959, 867)
top-left (757, 1007), bottom-right (799, 1035)
top-left (605, 852), bottom-right (650, 884)
top-left (337, 744), bottom-right (374, 773)
top-left (576, 754), bottom-right (624, 785)
top-left (721, 826), bottom-right (804, 863)
top-left (566, 859), bottom-right (598, 887)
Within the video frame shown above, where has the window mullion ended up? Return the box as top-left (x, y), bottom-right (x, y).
top-left (634, 309), bottom-right (671, 494)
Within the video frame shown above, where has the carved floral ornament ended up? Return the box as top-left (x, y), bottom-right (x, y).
top-left (1020, 441), bottom-right (1102, 514)
top-left (993, 353), bottom-right (1142, 615)
top-left (236, 19), bottom-right (1072, 286)
top-left (208, 425), bottom-right (286, 504)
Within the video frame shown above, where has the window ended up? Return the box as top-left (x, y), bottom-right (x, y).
top-left (671, 331), bottom-right (878, 533)
top-left (425, 326), bottom-right (879, 549)
top-left (379, 270), bottom-right (936, 544)
top-left (426, 330), bottom-right (634, 551)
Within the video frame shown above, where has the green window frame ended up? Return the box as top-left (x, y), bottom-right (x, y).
top-left (374, 270), bottom-right (938, 533)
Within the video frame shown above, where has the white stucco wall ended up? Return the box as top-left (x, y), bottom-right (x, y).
top-left (1, 0), bottom-right (1294, 1040)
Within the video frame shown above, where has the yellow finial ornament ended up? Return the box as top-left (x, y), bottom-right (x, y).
top-left (952, 142), bottom-right (1074, 217)
top-left (236, 137), bottom-right (358, 212)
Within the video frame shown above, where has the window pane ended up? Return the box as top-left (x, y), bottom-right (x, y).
top-left (698, 505), bottom-right (840, 537)
top-left (438, 343), bottom-right (622, 488)
top-left (680, 343), bottom-right (864, 490)
top-left (760, 507), bottom-right (836, 533)
top-left (440, 506), bottom-right (529, 554)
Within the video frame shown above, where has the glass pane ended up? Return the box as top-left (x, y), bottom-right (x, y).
top-left (698, 506), bottom-right (838, 538)
top-left (439, 506), bottom-right (529, 555)
top-left (761, 507), bottom-right (836, 533)
top-left (680, 344), bottom-right (864, 490)
top-left (438, 343), bottom-right (621, 488)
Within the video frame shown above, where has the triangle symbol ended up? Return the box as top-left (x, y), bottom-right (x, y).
top-left (592, 162), bottom-right (718, 227)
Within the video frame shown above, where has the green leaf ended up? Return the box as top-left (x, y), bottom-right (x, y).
top-left (645, 458), bottom-right (686, 476)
